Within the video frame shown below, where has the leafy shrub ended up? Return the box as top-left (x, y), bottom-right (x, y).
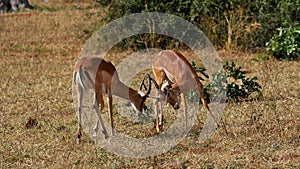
top-left (191, 61), bottom-right (261, 103)
top-left (223, 61), bottom-right (261, 102)
top-left (266, 24), bottom-right (300, 60)
top-left (98, 0), bottom-right (194, 50)
top-left (99, 0), bottom-right (299, 51)
top-left (102, 0), bottom-right (193, 22)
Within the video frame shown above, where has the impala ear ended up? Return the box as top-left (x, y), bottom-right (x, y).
top-left (161, 81), bottom-right (171, 92)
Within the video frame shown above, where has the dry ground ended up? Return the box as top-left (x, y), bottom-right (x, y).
top-left (1, 1), bottom-right (299, 168)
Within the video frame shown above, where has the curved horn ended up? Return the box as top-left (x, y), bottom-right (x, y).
top-left (144, 73), bottom-right (152, 96)
top-left (149, 77), bottom-right (160, 90)
top-left (138, 75), bottom-right (146, 92)
top-left (138, 74), bottom-right (152, 97)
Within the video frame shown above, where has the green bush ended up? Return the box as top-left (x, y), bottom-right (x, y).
top-left (266, 24), bottom-right (300, 60)
top-left (223, 61), bottom-right (261, 102)
top-left (191, 61), bottom-right (261, 103)
top-left (99, 0), bottom-right (194, 50)
top-left (99, 0), bottom-right (300, 51)
top-left (102, 0), bottom-right (193, 22)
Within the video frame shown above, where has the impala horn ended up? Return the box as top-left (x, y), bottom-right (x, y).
top-left (149, 76), bottom-right (160, 90)
top-left (138, 74), bottom-right (152, 97)
top-left (148, 75), bottom-right (165, 100)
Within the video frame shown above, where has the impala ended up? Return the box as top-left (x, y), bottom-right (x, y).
top-left (73, 56), bottom-right (151, 141)
top-left (152, 50), bottom-right (211, 132)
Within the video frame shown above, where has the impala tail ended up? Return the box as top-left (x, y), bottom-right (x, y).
top-left (74, 64), bottom-right (94, 91)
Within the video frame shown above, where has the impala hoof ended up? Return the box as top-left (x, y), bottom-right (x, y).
top-left (111, 130), bottom-right (115, 136)
top-left (77, 132), bottom-right (82, 139)
top-left (77, 132), bottom-right (82, 143)
top-left (159, 124), bottom-right (163, 131)
top-left (102, 130), bottom-right (109, 139)
top-left (155, 126), bottom-right (160, 133)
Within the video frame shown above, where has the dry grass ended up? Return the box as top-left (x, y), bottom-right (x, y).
top-left (1, 1), bottom-right (299, 168)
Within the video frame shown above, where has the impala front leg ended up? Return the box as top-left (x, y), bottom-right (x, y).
top-left (153, 89), bottom-right (165, 133)
top-left (154, 90), bottom-right (160, 133)
top-left (180, 93), bottom-right (187, 127)
top-left (158, 98), bottom-right (164, 132)
top-left (153, 69), bottom-right (165, 133)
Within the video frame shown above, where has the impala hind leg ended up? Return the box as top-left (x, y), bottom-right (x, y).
top-left (76, 85), bottom-right (83, 141)
top-left (93, 93), bottom-right (108, 139)
top-left (107, 89), bottom-right (115, 136)
top-left (198, 85), bottom-right (212, 114)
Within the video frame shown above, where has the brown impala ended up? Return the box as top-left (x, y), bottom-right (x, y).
top-left (73, 57), bottom-right (151, 141)
top-left (152, 50), bottom-right (211, 132)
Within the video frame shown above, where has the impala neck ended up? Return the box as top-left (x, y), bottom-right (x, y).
top-left (112, 80), bottom-right (144, 110)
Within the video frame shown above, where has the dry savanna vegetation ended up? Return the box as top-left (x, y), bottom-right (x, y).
top-left (1, 1), bottom-right (299, 168)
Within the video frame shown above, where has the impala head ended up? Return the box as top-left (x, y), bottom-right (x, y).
top-left (161, 83), bottom-right (181, 110)
top-left (129, 74), bottom-right (152, 116)
top-left (145, 74), bottom-right (180, 110)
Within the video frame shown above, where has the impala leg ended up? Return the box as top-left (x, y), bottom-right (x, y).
top-left (93, 93), bottom-right (108, 139)
top-left (93, 93), bottom-right (101, 137)
top-left (180, 93), bottom-right (187, 127)
top-left (76, 85), bottom-right (83, 141)
top-left (158, 99), bottom-right (164, 132)
top-left (200, 94), bottom-right (215, 126)
top-left (154, 89), bottom-right (160, 133)
top-left (153, 69), bottom-right (165, 133)
top-left (199, 88), bottom-right (229, 135)
top-left (107, 89), bottom-right (114, 136)
top-left (201, 97), bottom-right (210, 113)
top-left (198, 85), bottom-right (211, 113)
